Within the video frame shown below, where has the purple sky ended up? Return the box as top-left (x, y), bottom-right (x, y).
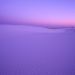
top-left (0, 0), bottom-right (75, 27)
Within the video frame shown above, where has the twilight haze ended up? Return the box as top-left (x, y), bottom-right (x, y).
top-left (1, 0), bottom-right (75, 75)
top-left (0, 0), bottom-right (75, 27)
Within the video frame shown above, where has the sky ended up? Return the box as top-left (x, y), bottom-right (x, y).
top-left (0, 0), bottom-right (75, 27)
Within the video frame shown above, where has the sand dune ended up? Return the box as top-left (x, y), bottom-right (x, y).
top-left (0, 25), bottom-right (75, 75)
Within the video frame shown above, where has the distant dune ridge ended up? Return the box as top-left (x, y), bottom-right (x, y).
top-left (0, 24), bottom-right (75, 34)
top-left (0, 23), bottom-right (75, 29)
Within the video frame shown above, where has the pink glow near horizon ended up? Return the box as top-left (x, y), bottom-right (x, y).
top-left (0, 0), bottom-right (75, 27)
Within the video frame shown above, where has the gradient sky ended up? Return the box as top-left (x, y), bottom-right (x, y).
top-left (0, 0), bottom-right (75, 27)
